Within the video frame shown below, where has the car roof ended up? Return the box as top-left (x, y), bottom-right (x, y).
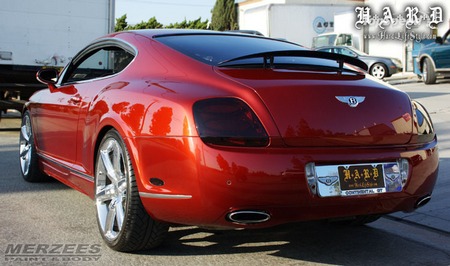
top-left (316, 46), bottom-right (350, 49)
top-left (122, 29), bottom-right (239, 39)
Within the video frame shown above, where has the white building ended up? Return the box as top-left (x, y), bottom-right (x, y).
top-left (238, 0), bottom-right (450, 72)
top-left (238, 0), bottom-right (364, 47)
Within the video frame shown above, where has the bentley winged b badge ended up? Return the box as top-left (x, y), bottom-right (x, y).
top-left (335, 96), bottom-right (365, 107)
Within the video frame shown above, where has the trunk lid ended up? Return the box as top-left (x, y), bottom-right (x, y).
top-left (216, 68), bottom-right (413, 147)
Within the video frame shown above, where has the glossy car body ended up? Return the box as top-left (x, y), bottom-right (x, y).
top-left (315, 46), bottom-right (403, 79)
top-left (417, 28), bottom-right (450, 84)
top-left (21, 30), bottom-right (438, 251)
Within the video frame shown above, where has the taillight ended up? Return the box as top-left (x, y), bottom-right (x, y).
top-left (411, 100), bottom-right (435, 143)
top-left (193, 98), bottom-right (269, 147)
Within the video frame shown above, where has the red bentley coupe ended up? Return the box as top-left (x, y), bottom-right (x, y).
top-left (19, 30), bottom-right (439, 251)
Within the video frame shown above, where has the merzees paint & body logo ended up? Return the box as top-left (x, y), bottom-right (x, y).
top-left (2, 243), bottom-right (101, 263)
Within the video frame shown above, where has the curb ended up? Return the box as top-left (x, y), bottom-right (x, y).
top-left (384, 72), bottom-right (422, 85)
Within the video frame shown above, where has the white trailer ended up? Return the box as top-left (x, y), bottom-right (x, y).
top-left (238, 1), bottom-right (362, 47)
top-left (0, 0), bottom-right (115, 113)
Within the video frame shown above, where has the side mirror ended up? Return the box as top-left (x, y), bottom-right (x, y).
top-left (37, 68), bottom-right (58, 84)
top-left (36, 68), bottom-right (58, 91)
top-left (435, 36), bottom-right (443, 45)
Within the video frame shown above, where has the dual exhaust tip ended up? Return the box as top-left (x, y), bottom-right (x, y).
top-left (227, 210), bottom-right (271, 224)
top-left (226, 195), bottom-right (431, 224)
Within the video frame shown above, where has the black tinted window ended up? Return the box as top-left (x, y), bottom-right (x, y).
top-left (65, 47), bottom-right (134, 83)
top-left (155, 34), bottom-right (304, 65)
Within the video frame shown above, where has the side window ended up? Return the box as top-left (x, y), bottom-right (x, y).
top-left (340, 48), bottom-right (357, 57)
top-left (318, 48), bottom-right (333, 53)
top-left (64, 47), bottom-right (134, 83)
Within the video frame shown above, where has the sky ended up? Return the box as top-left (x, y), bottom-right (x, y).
top-left (115, 0), bottom-right (216, 26)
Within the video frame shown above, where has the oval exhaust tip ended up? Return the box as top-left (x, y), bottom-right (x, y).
top-left (415, 195), bottom-right (431, 209)
top-left (227, 210), bottom-right (271, 224)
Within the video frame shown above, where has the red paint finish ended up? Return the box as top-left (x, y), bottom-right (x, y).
top-left (27, 30), bottom-right (438, 229)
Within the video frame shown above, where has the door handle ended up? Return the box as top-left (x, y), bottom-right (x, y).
top-left (69, 95), bottom-right (82, 104)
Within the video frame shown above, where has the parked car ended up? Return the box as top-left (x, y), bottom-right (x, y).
top-left (21, 30), bottom-right (438, 252)
top-left (315, 46), bottom-right (403, 79)
top-left (417, 28), bottom-right (450, 84)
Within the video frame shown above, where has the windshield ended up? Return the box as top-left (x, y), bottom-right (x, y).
top-left (312, 35), bottom-right (337, 48)
top-left (155, 34), bottom-right (305, 66)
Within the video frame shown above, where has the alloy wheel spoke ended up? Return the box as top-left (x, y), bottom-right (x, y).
top-left (104, 200), bottom-right (117, 236)
top-left (100, 148), bottom-right (119, 183)
top-left (115, 198), bottom-right (125, 230)
top-left (96, 184), bottom-right (116, 203)
top-left (21, 125), bottom-right (30, 142)
top-left (20, 144), bottom-right (31, 158)
top-left (20, 157), bottom-right (29, 174)
top-left (95, 133), bottom-right (129, 242)
top-left (117, 177), bottom-right (127, 194)
top-left (112, 141), bottom-right (123, 174)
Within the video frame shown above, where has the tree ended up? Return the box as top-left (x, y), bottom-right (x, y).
top-left (166, 17), bottom-right (209, 29)
top-left (114, 15), bottom-right (208, 31)
top-left (129, 17), bottom-right (163, 30)
top-left (210, 0), bottom-right (238, 31)
top-left (115, 14), bottom-right (128, 32)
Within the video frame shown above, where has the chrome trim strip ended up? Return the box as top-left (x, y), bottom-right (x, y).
top-left (139, 192), bottom-right (192, 199)
top-left (37, 153), bottom-right (94, 181)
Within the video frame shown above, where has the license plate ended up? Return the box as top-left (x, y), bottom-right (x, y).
top-left (338, 164), bottom-right (385, 194)
top-left (314, 162), bottom-right (401, 197)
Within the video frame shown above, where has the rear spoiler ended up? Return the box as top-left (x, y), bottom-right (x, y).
top-left (218, 50), bottom-right (368, 72)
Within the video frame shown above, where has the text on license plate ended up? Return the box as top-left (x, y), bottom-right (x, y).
top-left (314, 162), bottom-right (403, 197)
top-left (338, 164), bottom-right (385, 192)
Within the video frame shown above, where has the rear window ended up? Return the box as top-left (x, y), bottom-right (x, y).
top-left (155, 34), bottom-right (305, 65)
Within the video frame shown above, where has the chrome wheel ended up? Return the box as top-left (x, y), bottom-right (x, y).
top-left (370, 63), bottom-right (386, 79)
top-left (19, 114), bottom-right (32, 176)
top-left (95, 136), bottom-right (128, 241)
top-left (19, 111), bottom-right (47, 182)
top-left (95, 129), bottom-right (169, 251)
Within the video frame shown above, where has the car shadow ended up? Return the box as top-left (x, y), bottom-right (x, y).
top-left (437, 79), bottom-right (450, 84)
top-left (130, 218), bottom-right (448, 265)
top-left (130, 159), bottom-right (450, 264)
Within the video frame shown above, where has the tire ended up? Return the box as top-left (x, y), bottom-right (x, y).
top-left (370, 63), bottom-right (387, 79)
top-left (94, 129), bottom-right (169, 251)
top-left (19, 111), bottom-right (49, 182)
top-left (422, 58), bottom-right (437, 84)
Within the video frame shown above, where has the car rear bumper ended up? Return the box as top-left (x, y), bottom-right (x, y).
top-left (133, 137), bottom-right (439, 229)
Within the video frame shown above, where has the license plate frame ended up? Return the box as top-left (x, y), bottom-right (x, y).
top-left (314, 162), bottom-right (402, 197)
